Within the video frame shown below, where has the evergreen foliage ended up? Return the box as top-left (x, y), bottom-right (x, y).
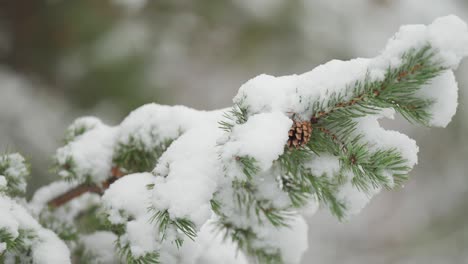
top-left (1, 16), bottom-right (467, 264)
top-left (211, 44), bottom-right (451, 263)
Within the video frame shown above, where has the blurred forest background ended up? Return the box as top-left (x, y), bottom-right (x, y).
top-left (0, 0), bottom-right (467, 263)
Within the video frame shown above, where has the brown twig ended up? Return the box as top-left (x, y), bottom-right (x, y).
top-left (47, 166), bottom-right (127, 208)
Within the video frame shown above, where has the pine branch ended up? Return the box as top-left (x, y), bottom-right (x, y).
top-left (148, 208), bottom-right (197, 247)
top-left (311, 45), bottom-right (444, 128)
top-left (47, 166), bottom-right (126, 208)
top-left (115, 239), bottom-right (160, 264)
top-left (7, 17), bottom-right (465, 264)
top-left (215, 221), bottom-right (282, 264)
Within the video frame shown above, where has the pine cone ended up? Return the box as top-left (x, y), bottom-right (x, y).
top-left (287, 120), bottom-right (312, 148)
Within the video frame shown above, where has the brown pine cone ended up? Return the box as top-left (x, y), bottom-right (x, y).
top-left (287, 120), bottom-right (312, 148)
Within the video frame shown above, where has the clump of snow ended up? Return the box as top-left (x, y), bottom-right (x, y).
top-left (55, 119), bottom-right (117, 183)
top-left (220, 112), bottom-right (292, 171)
top-left (305, 154), bottom-right (341, 177)
top-left (0, 176), bottom-right (6, 189)
top-left (102, 172), bottom-right (154, 224)
top-left (124, 218), bottom-right (158, 257)
top-left (0, 153), bottom-right (29, 195)
top-left (32, 229), bottom-right (71, 264)
top-left (166, 218), bottom-right (248, 264)
top-left (234, 74), bottom-right (298, 115)
top-left (80, 231), bottom-right (119, 264)
top-left (64, 116), bottom-right (102, 141)
top-left (356, 114), bottom-right (419, 169)
top-left (0, 195), bottom-right (71, 263)
top-left (300, 196), bottom-right (320, 218)
top-left (336, 178), bottom-right (380, 219)
top-left (0, 242), bottom-right (6, 253)
top-left (102, 173), bottom-right (159, 258)
top-left (152, 125), bottom-right (223, 227)
top-left (377, 15), bottom-right (468, 69)
top-left (417, 70), bottom-right (458, 127)
top-left (267, 215), bottom-right (308, 264)
top-left (0, 197), bottom-right (20, 239)
top-left (116, 104), bottom-right (223, 153)
top-left (428, 15), bottom-right (468, 68)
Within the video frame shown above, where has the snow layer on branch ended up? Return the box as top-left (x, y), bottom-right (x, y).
top-left (161, 218), bottom-right (248, 264)
top-left (336, 177), bottom-right (380, 218)
top-left (305, 154), bottom-right (341, 177)
top-left (417, 70), bottom-right (458, 127)
top-left (152, 125), bottom-right (223, 227)
top-left (356, 113), bottom-right (419, 169)
top-left (234, 74), bottom-right (298, 115)
top-left (0, 176), bottom-right (6, 189)
top-left (266, 215), bottom-right (308, 264)
top-left (102, 173), bottom-right (159, 257)
top-left (117, 103), bottom-right (223, 151)
top-left (216, 16), bottom-right (468, 260)
top-left (220, 111), bottom-right (292, 171)
top-left (32, 229), bottom-right (71, 264)
top-left (234, 58), bottom-right (372, 119)
top-left (0, 153), bottom-right (29, 195)
top-left (0, 242), bottom-right (6, 253)
top-left (55, 117), bottom-right (117, 183)
top-left (235, 15), bottom-right (468, 127)
top-left (0, 195), bottom-right (71, 263)
top-left (102, 172), bottom-right (154, 224)
top-left (378, 15), bottom-right (468, 69)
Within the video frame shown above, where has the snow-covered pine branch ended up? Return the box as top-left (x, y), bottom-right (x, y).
top-left (0, 154), bottom-right (70, 263)
top-left (1, 15), bottom-right (468, 264)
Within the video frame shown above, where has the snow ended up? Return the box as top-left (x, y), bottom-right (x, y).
top-left (152, 125), bottom-right (223, 227)
top-left (64, 116), bottom-right (102, 140)
top-left (0, 195), bottom-right (71, 263)
top-left (0, 176), bottom-right (6, 188)
top-left (80, 231), bottom-right (119, 264)
top-left (102, 173), bottom-right (159, 257)
top-left (102, 172), bottom-right (154, 224)
top-left (117, 104), bottom-right (223, 152)
top-left (428, 15), bottom-right (468, 68)
top-left (376, 15), bottom-right (468, 69)
top-left (0, 242), bottom-right (6, 253)
top-left (213, 16), bottom-right (468, 261)
top-left (0, 153), bottom-right (29, 194)
top-left (305, 154), bottom-right (341, 177)
top-left (417, 70), bottom-right (459, 127)
top-left (171, 218), bottom-right (249, 264)
top-left (336, 178), bottom-right (378, 218)
top-left (267, 215), bottom-right (309, 264)
top-left (32, 229), bottom-right (71, 264)
top-left (125, 218), bottom-right (158, 257)
top-left (234, 74), bottom-right (299, 115)
top-left (1, 15), bottom-right (464, 264)
top-left (0, 197), bottom-right (20, 238)
top-left (220, 111), bottom-right (292, 171)
top-left (355, 114), bottom-right (419, 169)
top-left (55, 119), bottom-right (117, 183)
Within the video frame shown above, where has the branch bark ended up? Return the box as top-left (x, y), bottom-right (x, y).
top-left (47, 166), bottom-right (126, 208)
